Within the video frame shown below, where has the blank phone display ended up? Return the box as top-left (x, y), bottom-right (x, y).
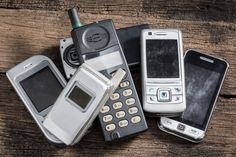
top-left (20, 67), bottom-right (63, 112)
top-left (68, 86), bottom-right (92, 110)
top-left (146, 39), bottom-right (179, 78)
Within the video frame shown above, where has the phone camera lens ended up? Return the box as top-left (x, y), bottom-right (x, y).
top-left (148, 32), bottom-right (152, 35)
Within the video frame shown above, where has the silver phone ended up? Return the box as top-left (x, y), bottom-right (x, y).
top-left (43, 63), bottom-right (126, 145)
top-left (6, 55), bottom-right (67, 144)
top-left (159, 50), bottom-right (229, 142)
top-left (141, 29), bottom-right (186, 116)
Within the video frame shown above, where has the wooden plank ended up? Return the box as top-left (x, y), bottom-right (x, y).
top-left (0, 0), bottom-right (235, 22)
top-left (0, 73), bottom-right (236, 156)
top-left (0, 8), bottom-right (235, 95)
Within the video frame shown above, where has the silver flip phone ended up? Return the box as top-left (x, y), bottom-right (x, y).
top-left (6, 55), bottom-right (66, 144)
top-left (141, 29), bottom-right (186, 116)
top-left (43, 63), bottom-right (125, 145)
top-left (159, 50), bottom-right (229, 142)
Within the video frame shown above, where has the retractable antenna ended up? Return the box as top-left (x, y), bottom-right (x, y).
top-left (68, 7), bottom-right (85, 64)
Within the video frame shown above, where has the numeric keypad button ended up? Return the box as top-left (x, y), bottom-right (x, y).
top-left (116, 111), bottom-right (126, 118)
top-left (131, 116), bottom-right (141, 124)
top-left (120, 81), bottom-right (130, 88)
top-left (110, 93), bottom-right (120, 100)
top-left (100, 106), bottom-right (110, 113)
top-left (125, 98), bottom-right (135, 105)
top-left (118, 120), bottom-right (128, 128)
top-left (123, 89), bottom-right (132, 97)
top-left (103, 115), bottom-right (113, 122)
top-left (128, 107), bottom-right (138, 115)
top-left (113, 102), bottom-right (122, 109)
top-left (106, 124), bottom-right (116, 131)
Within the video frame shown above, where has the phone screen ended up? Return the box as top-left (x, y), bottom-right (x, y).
top-left (174, 51), bottom-right (227, 130)
top-left (146, 39), bottom-right (179, 78)
top-left (68, 86), bottom-right (92, 110)
top-left (20, 67), bottom-right (63, 112)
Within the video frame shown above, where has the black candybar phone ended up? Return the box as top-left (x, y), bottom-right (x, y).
top-left (68, 8), bottom-right (148, 141)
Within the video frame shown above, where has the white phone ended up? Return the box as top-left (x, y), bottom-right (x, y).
top-left (141, 29), bottom-right (186, 116)
top-left (43, 63), bottom-right (126, 145)
top-left (6, 55), bottom-right (66, 144)
top-left (159, 50), bottom-right (229, 142)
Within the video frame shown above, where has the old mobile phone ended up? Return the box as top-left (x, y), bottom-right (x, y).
top-left (68, 8), bottom-right (148, 141)
top-left (159, 50), bottom-right (229, 143)
top-left (141, 29), bottom-right (186, 116)
top-left (6, 55), bottom-right (66, 144)
top-left (60, 24), bottom-right (149, 79)
top-left (43, 63), bottom-right (125, 145)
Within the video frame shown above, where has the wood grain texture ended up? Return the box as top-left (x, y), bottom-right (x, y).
top-left (0, 0), bottom-right (235, 156)
top-left (0, 0), bottom-right (235, 22)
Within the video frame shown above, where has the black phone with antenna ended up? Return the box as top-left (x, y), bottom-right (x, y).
top-left (68, 7), bottom-right (148, 141)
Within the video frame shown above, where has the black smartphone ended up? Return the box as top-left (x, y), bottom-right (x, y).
top-left (159, 49), bottom-right (229, 142)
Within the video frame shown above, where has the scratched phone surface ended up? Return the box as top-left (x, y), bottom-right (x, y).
top-left (182, 63), bottom-right (220, 126)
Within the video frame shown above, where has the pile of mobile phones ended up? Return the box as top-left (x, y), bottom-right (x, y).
top-left (6, 6), bottom-right (229, 146)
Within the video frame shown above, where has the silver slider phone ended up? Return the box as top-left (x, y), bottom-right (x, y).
top-left (43, 63), bottom-right (126, 145)
top-left (159, 50), bottom-right (229, 142)
top-left (141, 29), bottom-right (186, 116)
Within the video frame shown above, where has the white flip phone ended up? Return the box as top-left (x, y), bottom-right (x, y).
top-left (6, 55), bottom-right (66, 144)
top-left (141, 29), bottom-right (186, 116)
top-left (43, 63), bottom-right (125, 145)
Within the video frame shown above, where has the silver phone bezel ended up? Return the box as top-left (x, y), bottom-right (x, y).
top-left (141, 29), bottom-right (186, 114)
top-left (159, 49), bottom-right (229, 142)
top-left (6, 55), bottom-right (67, 144)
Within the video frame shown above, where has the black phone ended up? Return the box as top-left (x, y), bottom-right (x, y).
top-left (159, 49), bottom-right (229, 142)
top-left (68, 8), bottom-right (148, 141)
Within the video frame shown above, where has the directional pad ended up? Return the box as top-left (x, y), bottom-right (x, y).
top-left (157, 89), bottom-right (171, 102)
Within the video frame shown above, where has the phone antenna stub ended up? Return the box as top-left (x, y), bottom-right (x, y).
top-left (68, 7), bottom-right (82, 29)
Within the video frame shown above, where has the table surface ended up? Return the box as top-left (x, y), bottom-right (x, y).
top-left (0, 0), bottom-right (236, 156)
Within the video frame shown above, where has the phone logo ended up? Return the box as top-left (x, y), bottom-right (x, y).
top-left (86, 33), bottom-right (107, 43)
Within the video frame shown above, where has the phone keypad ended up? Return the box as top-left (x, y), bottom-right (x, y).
top-left (100, 75), bottom-right (146, 138)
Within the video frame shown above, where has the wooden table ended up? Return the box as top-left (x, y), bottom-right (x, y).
top-left (0, 1), bottom-right (235, 156)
